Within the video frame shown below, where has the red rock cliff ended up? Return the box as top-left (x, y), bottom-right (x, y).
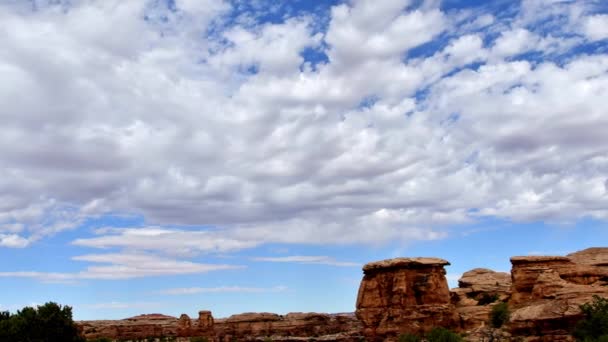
top-left (355, 257), bottom-right (459, 341)
top-left (509, 248), bottom-right (608, 341)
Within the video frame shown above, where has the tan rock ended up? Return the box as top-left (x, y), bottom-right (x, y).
top-left (356, 257), bottom-right (458, 340)
top-left (508, 249), bottom-right (608, 340)
top-left (451, 268), bottom-right (512, 331)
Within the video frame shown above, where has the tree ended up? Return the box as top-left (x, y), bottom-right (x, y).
top-left (0, 302), bottom-right (84, 342)
top-left (573, 295), bottom-right (608, 341)
top-left (490, 302), bottom-right (510, 329)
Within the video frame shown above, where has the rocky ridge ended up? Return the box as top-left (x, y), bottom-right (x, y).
top-left (78, 247), bottom-right (608, 341)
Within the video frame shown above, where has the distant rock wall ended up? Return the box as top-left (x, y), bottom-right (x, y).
top-left (79, 311), bottom-right (361, 341)
top-left (78, 247), bottom-right (608, 342)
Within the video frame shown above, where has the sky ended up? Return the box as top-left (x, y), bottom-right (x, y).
top-left (0, 0), bottom-right (607, 320)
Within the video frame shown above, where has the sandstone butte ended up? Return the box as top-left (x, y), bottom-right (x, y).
top-left (77, 247), bottom-right (608, 342)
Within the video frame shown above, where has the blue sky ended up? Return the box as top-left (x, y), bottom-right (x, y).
top-left (0, 0), bottom-right (607, 320)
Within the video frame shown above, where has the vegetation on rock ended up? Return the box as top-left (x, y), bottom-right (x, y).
top-left (426, 327), bottom-right (463, 342)
top-left (573, 295), bottom-right (608, 342)
top-left (397, 327), bottom-right (462, 342)
top-left (489, 302), bottom-right (510, 329)
top-left (398, 333), bottom-right (421, 342)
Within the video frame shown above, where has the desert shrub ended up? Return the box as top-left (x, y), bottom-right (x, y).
top-left (426, 327), bottom-right (463, 342)
top-left (191, 337), bottom-right (209, 342)
top-left (477, 293), bottom-right (499, 306)
top-left (398, 333), bottom-right (421, 342)
top-left (573, 295), bottom-right (608, 341)
top-left (0, 302), bottom-right (85, 342)
top-left (490, 302), bottom-right (510, 328)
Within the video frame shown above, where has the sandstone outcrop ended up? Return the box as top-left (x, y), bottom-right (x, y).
top-left (355, 257), bottom-right (459, 341)
top-left (215, 312), bottom-right (361, 341)
top-left (78, 247), bottom-right (608, 342)
top-left (79, 311), bottom-right (361, 341)
top-left (451, 268), bottom-right (512, 331)
top-left (79, 311), bottom-right (215, 341)
top-left (509, 248), bottom-right (608, 341)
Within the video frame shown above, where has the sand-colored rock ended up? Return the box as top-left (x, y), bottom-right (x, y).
top-left (508, 248), bottom-right (608, 340)
top-left (451, 268), bottom-right (512, 331)
top-left (356, 257), bottom-right (458, 341)
top-left (215, 312), bottom-right (361, 341)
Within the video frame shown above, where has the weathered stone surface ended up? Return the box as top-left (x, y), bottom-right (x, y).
top-left (356, 257), bottom-right (458, 341)
top-left (568, 247), bottom-right (608, 267)
top-left (215, 312), bottom-right (361, 342)
top-left (451, 268), bottom-right (512, 331)
top-left (458, 268), bottom-right (511, 295)
top-left (508, 248), bottom-right (608, 340)
top-left (79, 311), bottom-right (361, 342)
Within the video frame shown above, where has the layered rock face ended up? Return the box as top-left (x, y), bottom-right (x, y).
top-left (355, 257), bottom-right (459, 340)
top-left (508, 248), bottom-right (608, 341)
top-left (79, 312), bottom-right (215, 341)
top-left (215, 312), bottom-right (361, 341)
top-left (79, 311), bottom-right (361, 341)
top-left (451, 268), bottom-right (511, 331)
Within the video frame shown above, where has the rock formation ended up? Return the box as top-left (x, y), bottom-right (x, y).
top-left (451, 268), bottom-right (511, 331)
top-left (355, 257), bottom-right (459, 341)
top-left (509, 248), bottom-right (608, 341)
top-left (79, 311), bottom-right (361, 341)
top-left (77, 247), bottom-right (608, 342)
top-left (215, 312), bottom-right (361, 341)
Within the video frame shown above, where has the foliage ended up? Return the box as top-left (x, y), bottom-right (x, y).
top-left (0, 302), bottom-right (85, 342)
top-left (191, 337), bottom-right (209, 342)
top-left (490, 302), bottom-right (510, 328)
top-left (398, 333), bottom-right (421, 342)
top-left (573, 295), bottom-right (608, 342)
top-left (426, 327), bottom-right (463, 342)
top-left (477, 293), bottom-right (499, 306)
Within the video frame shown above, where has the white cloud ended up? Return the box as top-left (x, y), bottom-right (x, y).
top-left (583, 14), bottom-right (608, 41)
top-left (0, 252), bottom-right (241, 282)
top-left (491, 28), bottom-right (539, 59)
top-left (252, 255), bottom-right (359, 267)
top-left (0, 234), bottom-right (29, 248)
top-left (326, 0), bottom-right (445, 67)
top-left (0, 0), bottom-right (606, 256)
top-left (158, 285), bottom-right (287, 295)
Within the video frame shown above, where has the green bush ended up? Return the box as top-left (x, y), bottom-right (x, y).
top-left (190, 337), bottom-right (209, 342)
top-left (0, 302), bottom-right (85, 342)
top-left (398, 333), bottom-right (421, 342)
top-left (573, 295), bottom-right (608, 341)
top-left (490, 302), bottom-right (510, 328)
top-left (426, 327), bottom-right (463, 342)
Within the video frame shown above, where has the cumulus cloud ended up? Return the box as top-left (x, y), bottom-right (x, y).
top-left (583, 14), bottom-right (608, 41)
top-left (0, 0), bottom-right (606, 261)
